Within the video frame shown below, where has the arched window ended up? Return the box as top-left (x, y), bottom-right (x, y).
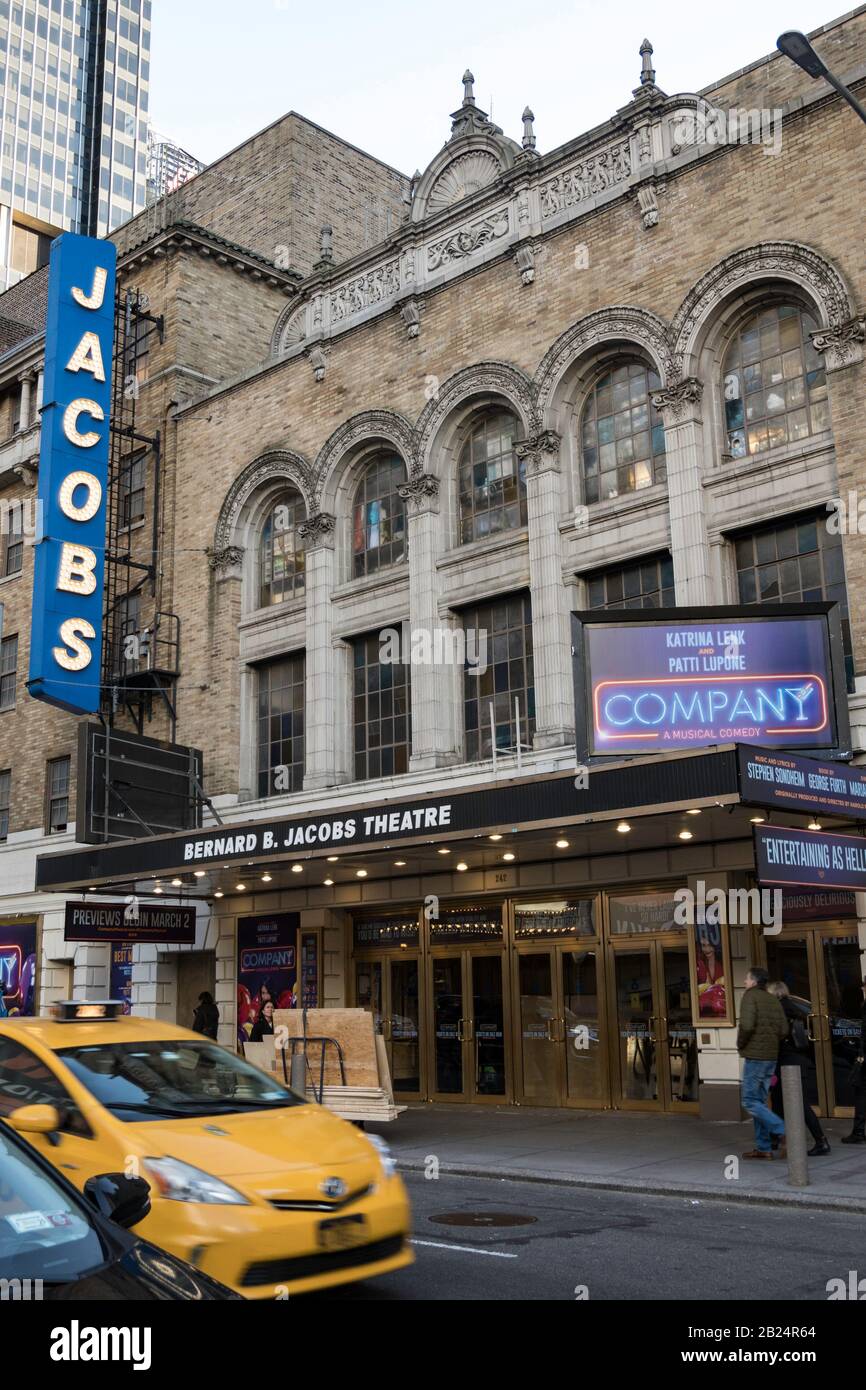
top-left (580, 361), bottom-right (665, 505)
top-left (352, 454), bottom-right (407, 579)
top-left (722, 303), bottom-right (828, 459)
top-left (458, 409), bottom-right (526, 544)
top-left (260, 489), bottom-right (306, 607)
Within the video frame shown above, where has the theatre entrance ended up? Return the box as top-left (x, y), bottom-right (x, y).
top-left (762, 919), bottom-right (862, 1117)
top-left (606, 892), bottom-right (699, 1114)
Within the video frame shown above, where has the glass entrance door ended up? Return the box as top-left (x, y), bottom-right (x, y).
top-left (766, 927), bottom-right (861, 1115)
top-left (354, 954), bottom-right (424, 1101)
top-left (428, 951), bottom-right (510, 1103)
top-left (515, 946), bottom-right (608, 1106)
top-left (610, 942), bottom-right (698, 1111)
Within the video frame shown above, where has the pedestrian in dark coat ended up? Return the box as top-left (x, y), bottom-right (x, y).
top-left (192, 991), bottom-right (219, 1039)
top-left (768, 981), bottom-right (830, 1156)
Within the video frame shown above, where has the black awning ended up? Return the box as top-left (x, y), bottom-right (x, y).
top-left (35, 746), bottom-right (742, 892)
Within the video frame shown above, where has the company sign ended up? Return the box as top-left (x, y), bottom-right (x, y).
top-left (64, 902), bottom-right (196, 945)
top-left (754, 824), bottom-right (866, 892)
top-left (574, 607), bottom-right (847, 760)
top-left (28, 233), bottom-right (116, 715)
top-left (0, 921), bottom-right (37, 1017)
top-left (738, 746), bottom-right (866, 821)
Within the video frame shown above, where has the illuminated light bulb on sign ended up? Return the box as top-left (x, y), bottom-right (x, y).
top-left (63, 398), bottom-right (105, 448)
top-left (53, 618), bottom-right (96, 671)
top-left (58, 471), bottom-right (102, 522)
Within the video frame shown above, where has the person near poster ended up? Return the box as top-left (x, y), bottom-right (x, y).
top-left (192, 991), bottom-right (220, 1039)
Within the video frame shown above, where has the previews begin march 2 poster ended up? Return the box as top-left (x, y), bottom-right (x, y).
top-left (237, 912), bottom-right (298, 1046)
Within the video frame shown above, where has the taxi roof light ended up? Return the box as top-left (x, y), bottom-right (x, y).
top-left (53, 1000), bottom-right (125, 1023)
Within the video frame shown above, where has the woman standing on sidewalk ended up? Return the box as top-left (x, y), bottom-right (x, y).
top-left (768, 981), bottom-right (830, 1157)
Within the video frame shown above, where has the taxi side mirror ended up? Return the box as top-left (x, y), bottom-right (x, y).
top-left (84, 1173), bottom-right (152, 1230)
top-left (9, 1104), bottom-right (62, 1139)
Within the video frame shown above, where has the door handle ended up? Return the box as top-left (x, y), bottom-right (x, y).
top-left (806, 1012), bottom-right (819, 1043)
top-left (647, 1015), bottom-right (659, 1043)
top-left (382, 1017), bottom-right (392, 1041)
top-left (545, 1017), bottom-right (556, 1042)
top-left (464, 1019), bottom-right (474, 1043)
top-left (457, 1018), bottom-right (465, 1043)
top-left (658, 1016), bottom-right (669, 1045)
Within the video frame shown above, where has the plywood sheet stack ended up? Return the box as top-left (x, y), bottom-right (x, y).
top-left (272, 1008), bottom-right (405, 1122)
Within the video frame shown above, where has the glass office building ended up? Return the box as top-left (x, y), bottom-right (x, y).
top-left (0, 0), bottom-right (151, 286)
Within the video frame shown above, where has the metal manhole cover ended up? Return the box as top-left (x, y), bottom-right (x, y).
top-left (429, 1211), bottom-right (538, 1228)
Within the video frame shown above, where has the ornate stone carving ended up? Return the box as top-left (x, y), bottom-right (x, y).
top-left (539, 140), bottom-right (631, 219)
top-left (400, 300), bottom-right (421, 338)
top-left (397, 474), bottom-right (440, 511)
top-left (514, 243), bottom-right (536, 286)
top-left (514, 430), bottom-right (561, 472)
top-left (670, 242), bottom-right (855, 379)
top-left (415, 362), bottom-right (540, 469)
top-left (427, 207), bottom-right (510, 271)
top-left (271, 296), bottom-right (306, 356)
top-left (810, 315), bottom-right (866, 372)
top-left (651, 376), bottom-right (703, 422)
top-left (209, 545), bottom-right (245, 575)
top-left (214, 451), bottom-right (315, 553)
top-left (535, 307), bottom-right (675, 413)
top-left (298, 512), bottom-right (335, 547)
top-left (330, 259), bottom-right (401, 323)
top-left (636, 181), bottom-right (660, 229)
top-left (314, 410), bottom-right (420, 499)
top-left (427, 152), bottom-right (501, 214)
top-left (308, 346), bottom-right (327, 382)
top-left (12, 462), bottom-right (38, 488)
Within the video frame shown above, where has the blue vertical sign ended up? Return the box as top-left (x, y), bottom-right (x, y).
top-left (28, 233), bottom-right (116, 715)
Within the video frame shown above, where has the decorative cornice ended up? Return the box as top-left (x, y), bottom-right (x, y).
top-left (415, 361), bottom-right (539, 469)
top-left (314, 410), bottom-right (420, 500)
top-left (534, 307), bottom-right (674, 412)
top-left (651, 376), bottom-right (703, 422)
top-left (670, 241), bottom-right (855, 378)
top-left (214, 450), bottom-right (314, 553)
top-left (810, 314), bottom-right (866, 372)
top-left (397, 473), bottom-right (440, 512)
top-left (12, 462), bottom-right (38, 488)
top-left (298, 512), bottom-right (336, 547)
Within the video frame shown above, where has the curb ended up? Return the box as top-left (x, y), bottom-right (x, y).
top-left (396, 1157), bottom-right (866, 1216)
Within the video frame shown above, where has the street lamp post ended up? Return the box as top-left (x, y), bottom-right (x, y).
top-left (777, 30), bottom-right (866, 128)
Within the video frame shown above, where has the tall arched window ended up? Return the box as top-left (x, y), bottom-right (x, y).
top-left (580, 361), bottom-right (665, 505)
top-left (352, 454), bottom-right (407, 579)
top-left (260, 489), bottom-right (306, 607)
top-left (722, 303), bottom-right (828, 459)
top-left (458, 409), bottom-right (526, 544)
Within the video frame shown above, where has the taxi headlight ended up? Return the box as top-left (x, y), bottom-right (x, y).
top-left (366, 1132), bottom-right (397, 1178)
top-left (145, 1157), bottom-right (250, 1205)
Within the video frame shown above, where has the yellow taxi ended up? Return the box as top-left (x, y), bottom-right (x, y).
top-left (0, 1002), bottom-right (412, 1298)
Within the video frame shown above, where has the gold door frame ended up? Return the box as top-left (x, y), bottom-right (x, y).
top-left (509, 891), bottom-right (610, 1110)
top-left (602, 883), bottom-right (698, 1114)
top-left (755, 918), bottom-right (857, 1118)
top-left (426, 943), bottom-right (513, 1104)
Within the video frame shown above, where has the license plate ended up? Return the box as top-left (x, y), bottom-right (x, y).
top-left (317, 1215), bottom-right (367, 1252)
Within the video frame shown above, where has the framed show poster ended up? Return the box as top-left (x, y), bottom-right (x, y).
top-left (0, 919), bottom-right (38, 1018)
top-left (236, 912), bottom-right (299, 1047)
top-left (687, 905), bottom-right (734, 1027)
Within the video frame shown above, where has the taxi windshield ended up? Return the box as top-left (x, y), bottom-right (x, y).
top-left (0, 1130), bottom-right (104, 1284)
top-left (57, 1040), bottom-right (302, 1122)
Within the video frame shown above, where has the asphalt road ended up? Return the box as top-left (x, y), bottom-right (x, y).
top-left (316, 1171), bottom-right (866, 1301)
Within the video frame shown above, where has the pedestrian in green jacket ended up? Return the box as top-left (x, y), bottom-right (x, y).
top-left (738, 968), bottom-right (788, 1159)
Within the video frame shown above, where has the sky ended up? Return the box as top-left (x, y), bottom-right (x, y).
top-left (149, 0), bottom-right (848, 175)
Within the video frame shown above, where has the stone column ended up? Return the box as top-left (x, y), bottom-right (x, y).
top-left (17, 372), bottom-right (33, 431)
top-left (209, 546), bottom-right (245, 798)
top-left (399, 474), bottom-right (460, 770)
top-left (516, 430), bottom-right (574, 749)
top-left (35, 368), bottom-right (44, 414)
top-left (813, 316), bottom-right (866, 679)
top-left (651, 378), bottom-right (713, 606)
top-left (300, 513), bottom-right (340, 790)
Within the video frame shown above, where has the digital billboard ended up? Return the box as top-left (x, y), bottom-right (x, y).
top-left (572, 605), bottom-right (849, 762)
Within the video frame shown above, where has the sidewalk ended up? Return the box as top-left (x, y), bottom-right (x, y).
top-left (368, 1104), bottom-right (866, 1214)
